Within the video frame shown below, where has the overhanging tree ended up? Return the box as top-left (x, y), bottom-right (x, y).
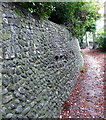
top-left (17, 2), bottom-right (101, 44)
top-left (49, 2), bottom-right (101, 44)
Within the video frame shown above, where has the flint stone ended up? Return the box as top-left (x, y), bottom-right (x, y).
top-left (22, 107), bottom-right (30, 115)
top-left (22, 102), bottom-right (26, 107)
top-left (17, 114), bottom-right (23, 118)
top-left (10, 104), bottom-right (16, 109)
top-left (18, 87), bottom-right (25, 94)
top-left (30, 101), bottom-right (35, 108)
top-left (6, 113), bottom-right (13, 118)
top-left (3, 18), bottom-right (8, 24)
top-left (7, 86), bottom-right (15, 91)
top-left (15, 99), bottom-right (20, 104)
top-left (15, 105), bottom-right (23, 114)
top-left (3, 95), bottom-right (13, 104)
top-left (2, 88), bottom-right (8, 95)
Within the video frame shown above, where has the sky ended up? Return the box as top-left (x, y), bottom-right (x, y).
top-left (96, 2), bottom-right (104, 32)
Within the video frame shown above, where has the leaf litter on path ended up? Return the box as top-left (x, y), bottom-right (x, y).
top-left (60, 48), bottom-right (105, 118)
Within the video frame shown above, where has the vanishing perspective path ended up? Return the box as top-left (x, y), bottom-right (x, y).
top-left (60, 48), bottom-right (105, 118)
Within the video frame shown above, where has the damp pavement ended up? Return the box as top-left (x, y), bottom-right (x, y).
top-left (60, 48), bottom-right (105, 118)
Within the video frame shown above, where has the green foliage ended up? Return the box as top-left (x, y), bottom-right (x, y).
top-left (80, 49), bottom-right (84, 53)
top-left (18, 2), bottom-right (55, 19)
top-left (94, 29), bottom-right (106, 50)
top-left (17, 2), bottom-right (101, 42)
top-left (14, 8), bottom-right (24, 16)
top-left (81, 65), bottom-right (86, 72)
top-left (49, 2), bottom-right (101, 42)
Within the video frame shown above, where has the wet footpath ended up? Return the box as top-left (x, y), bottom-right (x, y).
top-left (60, 48), bottom-right (105, 119)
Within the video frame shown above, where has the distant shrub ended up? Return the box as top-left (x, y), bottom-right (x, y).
top-left (81, 65), bottom-right (86, 72)
top-left (80, 49), bottom-right (84, 54)
top-left (94, 31), bottom-right (106, 50)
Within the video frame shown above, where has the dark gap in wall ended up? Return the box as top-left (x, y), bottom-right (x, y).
top-left (54, 56), bottom-right (59, 61)
top-left (60, 55), bottom-right (63, 59)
